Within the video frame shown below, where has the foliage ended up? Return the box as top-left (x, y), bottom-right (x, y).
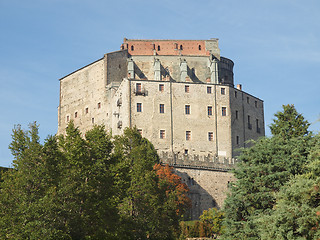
top-left (270, 104), bottom-right (310, 139)
top-left (0, 123), bottom-right (190, 239)
top-left (257, 134), bottom-right (320, 239)
top-left (113, 128), bottom-right (190, 240)
top-left (179, 208), bottom-right (224, 239)
top-left (200, 208), bottom-right (224, 237)
top-left (222, 105), bottom-right (315, 239)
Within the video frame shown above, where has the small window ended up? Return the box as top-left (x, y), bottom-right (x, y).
top-left (207, 106), bottom-right (213, 116)
top-left (174, 43), bottom-right (178, 49)
top-left (255, 101), bottom-right (258, 108)
top-left (236, 136), bottom-right (240, 145)
top-left (131, 45), bottom-right (134, 51)
top-left (186, 131), bottom-right (191, 141)
top-left (152, 44), bottom-right (155, 50)
top-left (198, 45), bottom-right (201, 50)
top-left (185, 85), bottom-right (190, 93)
top-left (85, 107), bottom-right (89, 114)
top-left (235, 110), bottom-right (239, 119)
top-left (180, 45), bottom-right (183, 50)
top-left (75, 112), bottom-right (78, 118)
top-left (159, 104), bottom-right (164, 113)
top-left (159, 84), bottom-right (164, 92)
top-left (235, 91), bottom-right (237, 98)
top-left (157, 45), bottom-right (160, 51)
top-left (221, 88), bottom-right (225, 95)
top-left (256, 119), bottom-right (260, 133)
top-left (92, 118), bottom-right (94, 124)
top-left (137, 103), bottom-right (142, 112)
top-left (160, 130), bottom-right (165, 139)
top-left (67, 115), bottom-right (70, 122)
top-left (185, 105), bottom-right (190, 115)
top-left (222, 107), bottom-right (227, 116)
top-left (137, 129), bottom-right (142, 135)
top-left (136, 83), bottom-right (141, 92)
top-left (247, 97), bottom-right (250, 104)
top-left (208, 132), bottom-right (214, 141)
top-left (207, 86), bottom-right (212, 94)
top-left (185, 149), bottom-right (188, 155)
top-left (98, 102), bottom-right (101, 109)
top-left (248, 115), bottom-right (252, 129)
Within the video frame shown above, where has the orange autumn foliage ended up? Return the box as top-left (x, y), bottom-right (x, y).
top-left (154, 163), bottom-right (191, 215)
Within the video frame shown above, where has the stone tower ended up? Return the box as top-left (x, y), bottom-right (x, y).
top-left (58, 38), bottom-right (265, 219)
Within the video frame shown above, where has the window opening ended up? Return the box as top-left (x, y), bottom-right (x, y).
top-left (208, 106), bottom-right (213, 116)
top-left (185, 105), bottom-right (190, 115)
top-left (160, 104), bottom-right (164, 113)
top-left (137, 103), bottom-right (142, 112)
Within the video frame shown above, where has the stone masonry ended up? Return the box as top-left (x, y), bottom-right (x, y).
top-left (58, 38), bottom-right (265, 219)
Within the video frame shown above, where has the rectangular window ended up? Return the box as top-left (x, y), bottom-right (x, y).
top-left (137, 129), bottom-right (142, 135)
top-left (159, 84), bottom-right (164, 92)
top-left (160, 130), bottom-right (165, 139)
top-left (185, 85), bottom-right (190, 93)
top-left (207, 106), bottom-right (213, 116)
top-left (92, 118), bottom-right (95, 124)
top-left (85, 107), bottom-right (89, 114)
top-left (235, 110), bottom-right (238, 119)
top-left (67, 115), bottom-right (70, 122)
top-left (236, 136), bottom-right (239, 145)
top-left (222, 107), bottom-right (226, 116)
top-left (208, 132), bottom-right (214, 141)
top-left (98, 102), bottom-right (101, 109)
top-left (159, 104), bottom-right (164, 113)
top-left (235, 91), bottom-right (237, 98)
top-left (137, 103), bottom-right (142, 112)
top-left (248, 115), bottom-right (252, 129)
top-left (185, 105), bottom-right (190, 115)
top-left (221, 88), bottom-right (225, 95)
top-left (186, 131), bottom-right (191, 141)
top-left (255, 101), bottom-right (258, 108)
top-left (184, 149), bottom-right (188, 155)
top-left (75, 112), bottom-right (78, 118)
top-left (136, 83), bottom-right (142, 92)
top-left (247, 97), bottom-right (250, 104)
top-left (256, 119), bottom-right (261, 133)
top-left (207, 86), bottom-right (212, 94)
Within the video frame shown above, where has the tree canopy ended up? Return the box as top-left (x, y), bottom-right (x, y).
top-left (222, 104), bottom-right (319, 239)
top-left (0, 122), bottom-right (190, 239)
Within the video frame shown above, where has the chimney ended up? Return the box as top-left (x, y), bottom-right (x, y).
top-left (237, 84), bottom-right (242, 90)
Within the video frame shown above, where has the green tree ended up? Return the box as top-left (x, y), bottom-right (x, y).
top-left (113, 128), bottom-right (189, 240)
top-left (0, 123), bottom-right (190, 239)
top-left (0, 122), bottom-right (118, 239)
top-left (222, 106), bottom-right (315, 239)
top-left (200, 208), bottom-right (224, 237)
top-left (270, 104), bottom-right (310, 139)
top-left (257, 134), bottom-right (320, 240)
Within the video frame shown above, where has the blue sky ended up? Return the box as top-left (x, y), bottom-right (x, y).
top-left (0, 0), bottom-right (319, 167)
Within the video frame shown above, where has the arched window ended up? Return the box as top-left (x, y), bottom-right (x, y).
top-left (157, 45), bottom-right (160, 51)
top-left (131, 45), bottom-right (134, 51)
top-left (180, 45), bottom-right (183, 50)
top-left (198, 45), bottom-right (201, 50)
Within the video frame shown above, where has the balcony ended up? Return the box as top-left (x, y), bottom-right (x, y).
top-left (134, 88), bottom-right (147, 96)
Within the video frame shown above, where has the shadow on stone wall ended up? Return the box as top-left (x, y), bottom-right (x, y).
top-left (175, 170), bottom-right (218, 220)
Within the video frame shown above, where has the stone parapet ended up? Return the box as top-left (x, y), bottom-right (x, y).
top-left (159, 151), bottom-right (238, 172)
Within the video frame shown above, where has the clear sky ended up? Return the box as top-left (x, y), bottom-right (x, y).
top-left (0, 0), bottom-right (319, 167)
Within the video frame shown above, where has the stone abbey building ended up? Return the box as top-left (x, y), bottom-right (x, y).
top-left (58, 38), bottom-right (265, 219)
